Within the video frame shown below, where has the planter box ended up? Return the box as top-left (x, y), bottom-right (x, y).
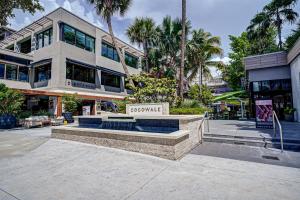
top-left (0, 114), bottom-right (17, 129)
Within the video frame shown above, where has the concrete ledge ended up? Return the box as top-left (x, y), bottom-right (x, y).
top-left (51, 126), bottom-right (191, 160)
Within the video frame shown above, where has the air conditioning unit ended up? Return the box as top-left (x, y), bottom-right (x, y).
top-left (66, 79), bottom-right (72, 87)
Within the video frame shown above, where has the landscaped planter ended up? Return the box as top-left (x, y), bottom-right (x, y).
top-left (284, 114), bottom-right (294, 122)
top-left (0, 114), bottom-right (17, 129)
top-left (63, 112), bottom-right (74, 123)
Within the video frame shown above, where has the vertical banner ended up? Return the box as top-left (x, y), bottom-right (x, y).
top-left (82, 106), bottom-right (91, 116)
top-left (255, 100), bottom-right (273, 129)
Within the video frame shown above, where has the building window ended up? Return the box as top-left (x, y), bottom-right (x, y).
top-left (125, 52), bottom-right (138, 68)
top-left (19, 38), bottom-right (32, 54)
top-left (18, 67), bottom-right (29, 82)
top-left (261, 81), bottom-right (270, 91)
top-left (6, 64), bottom-right (17, 80)
top-left (66, 62), bottom-right (95, 84)
top-left (101, 71), bottom-right (120, 88)
top-left (61, 23), bottom-right (95, 53)
top-left (0, 63), bottom-right (4, 78)
top-left (36, 28), bottom-right (53, 49)
top-left (101, 42), bottom-right (120, 62)
top-left (34, 63), bottom-right (51, 82)
top-left (252, 82), bottom-right (260, 92)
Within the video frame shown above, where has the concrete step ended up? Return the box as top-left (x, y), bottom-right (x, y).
top-left (204, 133), bottom-right (300, 144)
top-left (203, 136), bottom-right (300, 152)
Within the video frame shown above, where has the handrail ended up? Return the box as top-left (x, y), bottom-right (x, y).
top-left (273, 111), bottom-right (283, 152)
top-left (199, 111), bottom-right (209, 144)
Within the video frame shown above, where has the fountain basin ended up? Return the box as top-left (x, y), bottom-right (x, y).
top-left (51, 115), bottom-right (204, 160)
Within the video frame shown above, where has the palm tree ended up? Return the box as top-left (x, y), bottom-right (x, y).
top-left (126, 17), bottom-right (158, 72)
top-left (186, 29), bottom-right (223, 90)
top-left (88, 0), bottom-right (133, 85)
top-left (179, 0), bottom-right (186, 98)
top-left (157, 16), bottom-right (191, 77)
top-left (247, 0), bottom-right (298, 50)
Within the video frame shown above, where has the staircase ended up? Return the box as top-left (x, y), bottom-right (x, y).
top-left (203, 120), bottom-right (300, 152)
top-left (203, 133), bottom-right (300, 151)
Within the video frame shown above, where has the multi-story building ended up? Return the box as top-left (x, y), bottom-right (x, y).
top-left (0, 7), bottom-right (143, 116)
top-left (0, 26), bottom-right (16, 41)
top-left (244, 38), bottom-right (300, 121)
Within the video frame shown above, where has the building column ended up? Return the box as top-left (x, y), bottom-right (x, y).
top-left (57, 96), bottom-right (63, 116)
top-left (96, 70), bottom-right (101, 89)
top-left (120, 76), bottom-right (125, 92)
top-left (31, 32), bottom-right (36, 53)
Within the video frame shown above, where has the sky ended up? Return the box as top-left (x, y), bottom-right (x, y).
top-left (8, 0), bottom-right (300, 63)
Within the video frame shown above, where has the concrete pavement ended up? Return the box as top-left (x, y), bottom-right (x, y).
top-left (0, 136), bottom-right (300, 200)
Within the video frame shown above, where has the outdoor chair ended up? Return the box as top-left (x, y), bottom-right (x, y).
top-left (51, 116), bottom-right (65, 126)
top-left (24, 116), bottom-right (50, 128)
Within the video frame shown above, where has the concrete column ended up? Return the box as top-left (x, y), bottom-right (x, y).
top-left (120, 76), bottom-right (125, 92)
top-left (57, 96), bottom-right (62, 117)
top-left (31, 32), bottom-right (36, 53)
top-left (95, 70), bottom-right (101, 89)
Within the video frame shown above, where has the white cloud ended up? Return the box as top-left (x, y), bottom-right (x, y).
top-left (63, 0), bottom-right (72, 12)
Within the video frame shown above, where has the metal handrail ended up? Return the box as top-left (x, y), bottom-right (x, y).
top-left (199, 111), bottom-right (209, 144)
top-left (273, 111), bottom-right (283, 152)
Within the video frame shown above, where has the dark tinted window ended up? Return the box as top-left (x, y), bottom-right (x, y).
top-left (125, 52), bottom-right (138, 68)
top-left (0, 63), bottom-right (4, 78)
top-left (66, 62), bottom-right (95, 84)
top-left (36, 28), bottom-right (53, 49)
top-left (34, 63), bottom-right (51, 82)
top-left (63, 24), bottom-right (75, 45)
top-left (101, 42), bottom-right (120, 62)
top-left (6, 64), bottom-right (17, 80)
top-left (76, 31), bottom-right (85, 49)
top-left (252, 82), bottom-right (260, 92)
top-left (19, 67), bottom-right (29, 82)
top-left (86, 36), bottom-right (95, 52)
top-left (101, 71), bottom-right (120, 87)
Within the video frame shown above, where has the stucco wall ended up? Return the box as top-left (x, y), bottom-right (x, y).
top-left (291, 55), bottom-right (300, 122)
top-left (248, 66), bottom-right (291, 82)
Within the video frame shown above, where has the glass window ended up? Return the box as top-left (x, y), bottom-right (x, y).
top-left (61, 23), bottom-right (95, 53)
top-left (18, 67), bottom-right (29, 82)
top-left (0, 64), bottom-right (4, 78)
top-left (125, 52), bottom-right (138, 68)
top-left (101, 42), bottom-right (120, 62)
top-left (43, 30), bottom-right (50, 47)
top-left (36, 28), bottom-right (53, 49)
top-left (101, 71), bottom-right (121, 88)
top-left (270, 80), bottom-right (281, 91)
top-left (6, 64), bottom-right (17, 80)
top-left (86, 36), bottom-right (95, 52)
top-left (282, 79), bottom-right (291, 90)
top-left (261, 81), bottom-right (270, 91)
top-left (66, 62), bottom-right (95, 84)
top-left (63, 25), bottom-right (75, 45)
top-left (34, 63), bottom-right (51, 82)
top-left (252, 82), bottom-right (260, 92)
top-left (76, 31), bottom-right (86, 49)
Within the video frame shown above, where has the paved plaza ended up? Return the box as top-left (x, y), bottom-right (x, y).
top-left (0, 126), bottom-right (300, 200)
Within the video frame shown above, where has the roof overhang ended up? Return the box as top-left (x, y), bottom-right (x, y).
top-left (0, 16), bottom-right (53, 48)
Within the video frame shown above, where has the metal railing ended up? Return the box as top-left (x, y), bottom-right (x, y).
top-left (273, 111), bottom-right (284, 152)
top-left (199, 111), bottom-right (209, 143)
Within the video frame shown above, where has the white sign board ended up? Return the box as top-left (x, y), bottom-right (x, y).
top-left (82, 106), bottom-right (91, 116)
top-left (126, 103), bottom-right (169, 116)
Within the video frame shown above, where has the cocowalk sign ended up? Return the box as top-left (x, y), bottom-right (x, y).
top-left (126, 103), bottom-right (169, 116)
top-left (255, 100), bottom-right (273, 129)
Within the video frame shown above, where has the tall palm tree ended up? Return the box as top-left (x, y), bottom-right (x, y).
top-left (157, 16), bottom-right (191, 77)
top-left (186, 29), bottom-right (223, 90)
top-left (179, 0), bottom-right (186, 98)
top-left (88, 0), bottom-right (133, 85)
top-left (247, 0), bottom-right (298, 50)
top-left (126, 17), bottom-right (158, 72)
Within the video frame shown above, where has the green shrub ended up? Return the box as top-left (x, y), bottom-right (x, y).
top-left (179, 99), bottom-right (201, 108)
top-left (0, 83), bottom-right (24, 115)
top-left (17, 111), bottom-right (32, 119)
top-left (284, 107), bottom-right (296, 115)
top-left (62, 94), bottom-right (81, 114)
top-left (170, 107), bottom-right (208, 115)
top-left (113, 100), bottom-right (132, 114)
top-left (34, 110), bottom-right (53, 117)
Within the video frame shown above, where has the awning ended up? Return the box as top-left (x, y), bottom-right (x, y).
top-left (97, 66), bottom-right (125, 77)
top-left (30, 58), bottom-right (52, 67)
top-left (66, 58), bottom-right (96, 69)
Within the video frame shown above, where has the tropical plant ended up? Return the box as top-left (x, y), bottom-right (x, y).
top-left (247, 0), bottom-right (299, 49)
top-left (188, 84), bottom-right (213, 105)
top-left (126, 17), bottom-right (158, 72)
top-left (284, 107), bottom-right (296, 114)
top-left (0, 83), bottom-right (24, 115)
top-left (88, 0), bottom-right (134, 85)
top-left (62, 94), bottom-right (81, 114)
top-left (0, 0), bottom-right (43, 26)
top-left (285, 22), bottom-right (300, 49)
top-left (126, 73), bottom-right (177, 104)
top-left (179, 0), bottom-right (187, 99)
top-left (186, 29), bottom-right (223, 88)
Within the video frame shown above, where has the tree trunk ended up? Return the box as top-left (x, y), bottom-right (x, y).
top-left (276, 9), bottom-right (283, 50)
top-left (199, 64), bottom-right (203, 95)
top-left (107, 17), bottom-right (134, 86)
top-left (143, 41), bottom-right (149, 72)
top-left (179, 0), bottom-right (186, 99)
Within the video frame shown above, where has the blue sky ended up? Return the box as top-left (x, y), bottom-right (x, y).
top-left (9, 0), bottom-right (300, 62)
